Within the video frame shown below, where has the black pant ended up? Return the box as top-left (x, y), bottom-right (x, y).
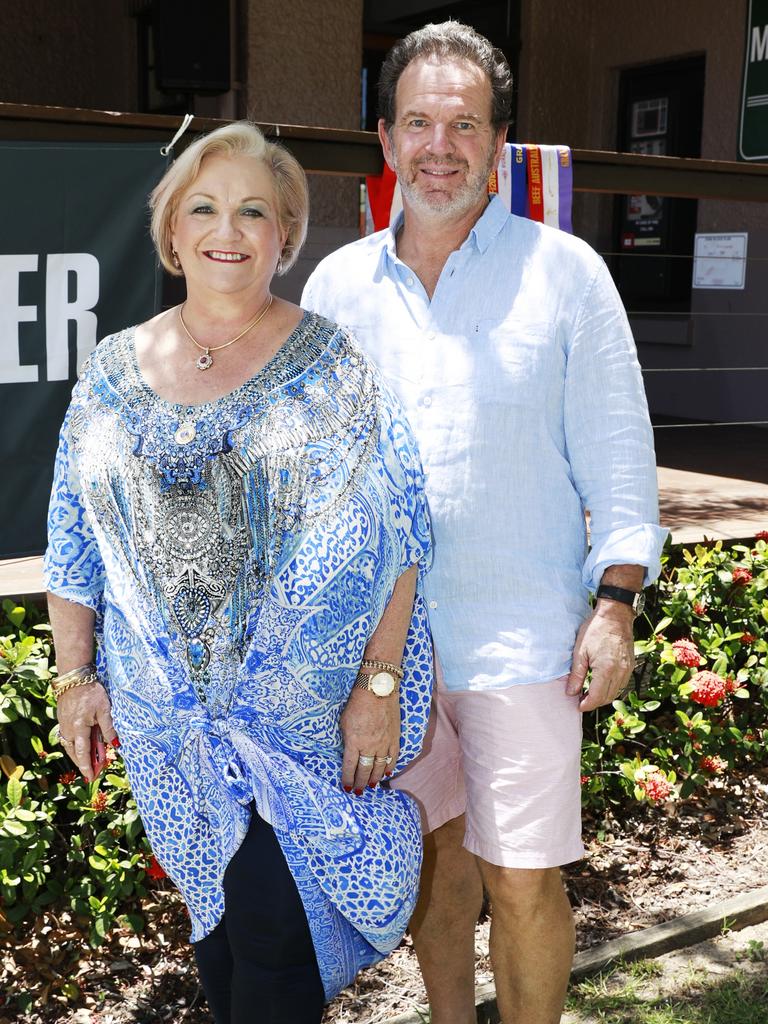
top-left (193, 811), bottom-right (325, 1024)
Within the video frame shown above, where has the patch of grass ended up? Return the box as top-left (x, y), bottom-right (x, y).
top-left (735, 939), bottom-right (766, 964)
top-left (567, 966), bottom-right (768, 1024)
top-left (626, 959), bottom-right (664, 981)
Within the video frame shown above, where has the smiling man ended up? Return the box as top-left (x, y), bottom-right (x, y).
top-left (302, 21), bottom-right (667, 1024)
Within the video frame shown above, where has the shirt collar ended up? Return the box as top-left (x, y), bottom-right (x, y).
top-left (380, 194), bottom-right (510, 272)
top-left (468, 195), bottom-right (510, 254)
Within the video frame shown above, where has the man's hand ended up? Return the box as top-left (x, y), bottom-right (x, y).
top-left (57, 680), bottom-right (117, 782)
top-left (566, 601), bottom-right (635, 712)
top-left (340, 686), bottom-right (401, 794)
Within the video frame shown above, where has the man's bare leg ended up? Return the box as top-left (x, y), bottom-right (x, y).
top-left (479, 863), bottom-right (574, 1024)
top-left (409, 814), bottom-right (483, 1024)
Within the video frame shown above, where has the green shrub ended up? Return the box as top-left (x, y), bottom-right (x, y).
top-left (1, 534), bottom-right (767, 1006)
top-left (582, 534), bottom-right (768, 813)
top-left (0, 599), bottom-right (158, 963)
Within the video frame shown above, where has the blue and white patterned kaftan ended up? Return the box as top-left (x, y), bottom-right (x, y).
top-left (43, 312), bottom-right (433, 998)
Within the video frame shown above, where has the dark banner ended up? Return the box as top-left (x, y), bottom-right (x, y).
top-left (0, 142), bottom-right (165, 557)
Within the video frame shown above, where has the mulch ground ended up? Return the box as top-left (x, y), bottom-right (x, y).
top-left (3, 769), bottom-right (768, 1024)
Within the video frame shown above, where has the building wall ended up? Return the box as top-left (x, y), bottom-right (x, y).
top-left (517, 0), bottom-right (767, 424)
top-left (0, 0), bottom-right (138, 111)
top-left (245, 0), bottom-right (363, 301)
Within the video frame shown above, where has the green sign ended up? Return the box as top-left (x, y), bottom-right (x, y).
top-left (0, 142), bottom-right (165, 557)
top-left (740, 0), bottom-right (768, 160)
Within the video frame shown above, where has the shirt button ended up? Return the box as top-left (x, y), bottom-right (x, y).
top-left (406, 276), bottom-right (415, 286)
top-left (422, 395), bottom-right (432, 407)
top-left (429, 600), bottom-right (438, 610)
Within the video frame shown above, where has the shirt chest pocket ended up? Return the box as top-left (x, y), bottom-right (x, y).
top-left (476, 318), bottom-right (561, 406)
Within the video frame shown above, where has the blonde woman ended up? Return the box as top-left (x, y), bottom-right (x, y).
top-left (44, 122), bottom-right (432, 1023)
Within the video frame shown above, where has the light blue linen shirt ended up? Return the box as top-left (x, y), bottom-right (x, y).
top-left (302, 197), bottom-right (668, 691)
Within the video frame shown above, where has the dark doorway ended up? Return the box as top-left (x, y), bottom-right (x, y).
top-left (614, 56), bottom-right (705, 312)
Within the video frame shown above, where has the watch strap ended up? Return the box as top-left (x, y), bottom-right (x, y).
top-left (596, 584), bottom-right (644, 614)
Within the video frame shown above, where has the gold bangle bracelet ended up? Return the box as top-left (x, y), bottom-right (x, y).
top-left (51, 663), bottom-right (99, 701)
top-left (51, 673), bottom-right (100, 702)
top-left (359, 658), bottom-right (404, 681)
top-left (53, 662), bottom-right (96, 688)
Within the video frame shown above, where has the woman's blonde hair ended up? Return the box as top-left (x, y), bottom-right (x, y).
top-left (150, 121), bottom-right (309, 277)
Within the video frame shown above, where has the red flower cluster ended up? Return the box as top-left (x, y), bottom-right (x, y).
top-left (60, 770), bottom-right (77, 785)
top-left (755, 530), bottom-right (768, 542)
top-left (740, 632), bottom-right (757, 645)
top-left (689, 670), bottom-right (729, 707)
top-left (37, 750), bottom-right (48, 760)
top-left (146, 855), bottom-right (167, 881)
top-left (672, 638), bottom-right (701, 667)
top-left (732, 567), bottom-right (753, 586)
top-left (692, 602), bottom-right (707, 616)
top-left (699, 754), bottom-right (727, 774)
top-left (91, 791), bottom-right (109, 812)
top-left (638, 771), bottom-right (671, 803)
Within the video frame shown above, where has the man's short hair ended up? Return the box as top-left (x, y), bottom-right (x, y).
top-left (378, 20), bottom-right (513, 131)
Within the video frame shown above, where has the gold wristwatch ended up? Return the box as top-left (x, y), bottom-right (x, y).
top-left (354, 659), bottom-right (403, 698)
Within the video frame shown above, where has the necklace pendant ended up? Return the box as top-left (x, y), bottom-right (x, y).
top-left (174, 422), bottom-right (197, 445)
top-left (196, 350), bottom-right (213, 371)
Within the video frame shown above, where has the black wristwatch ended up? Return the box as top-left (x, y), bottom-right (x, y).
top-left (596, 584), bottom-right (645, 617)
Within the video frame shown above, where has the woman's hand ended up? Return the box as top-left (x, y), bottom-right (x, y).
top-left (57, 680), bottom-right (117, 782)
top-left (340, 688), bottom-right (401, 793)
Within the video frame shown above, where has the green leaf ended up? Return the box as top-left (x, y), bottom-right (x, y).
top-left (712, 654), bottom-right (728, 676)
top-left (121, 912), bottom-right (145, 934)
top-left (88, 854), bottom-right (108, 871)
top-left (60, 981), bottom-right (81, 1000)
top-left (6, 605), bottom-right (25, 628)
top-left (106, 772), bottom-right (129, 790)
top-left (7, 766), bottom-right (24, 807)
top-left (1, 819), bottom-right (28, 837)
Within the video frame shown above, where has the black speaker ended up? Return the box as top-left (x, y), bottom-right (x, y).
top-left (153, 0), bottom-right (231, 94)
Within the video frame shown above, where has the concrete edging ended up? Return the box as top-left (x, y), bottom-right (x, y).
top-left (382, 884), bottom-right (768, 1024)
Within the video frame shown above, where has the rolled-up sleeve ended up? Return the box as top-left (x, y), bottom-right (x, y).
top-left (563, 260), bottom-right (669, 591)
top-left (43, 402), bottom-right (105, 610)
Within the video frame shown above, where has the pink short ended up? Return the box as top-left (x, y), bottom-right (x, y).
top-left (391, 661), bottom-right (585, 868)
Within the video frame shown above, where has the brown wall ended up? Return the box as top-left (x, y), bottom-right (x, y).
top-left (244, 0), bottom-right (362, 234)
top-left (0, 0), bottom-right (138, 112)
top-left (517, 0), bottom-right (766, 424)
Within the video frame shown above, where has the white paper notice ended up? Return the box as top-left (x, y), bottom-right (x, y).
top-left (692, 233), bottom-right (748, 289)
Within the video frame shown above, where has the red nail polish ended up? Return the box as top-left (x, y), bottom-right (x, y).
top-left (384, 770), bottom-right (393, 778)
top-left (111, 737), bottom-right (120, 749)
top-left (368, 782), bottom-right (377, 789)
top-left (343, 785), bottom-right (352, 792)
top-left (354, 788), bottom-right (363, 796)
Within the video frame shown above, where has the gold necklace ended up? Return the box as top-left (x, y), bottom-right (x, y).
top-left (178, 294), bottom-right (273, 371)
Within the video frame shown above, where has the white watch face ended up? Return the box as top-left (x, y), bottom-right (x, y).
top-left (370, 671), bottom-right (396, 697)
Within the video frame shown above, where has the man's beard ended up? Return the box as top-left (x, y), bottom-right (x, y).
top-left (392, 139), bottom-right (498, 220)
